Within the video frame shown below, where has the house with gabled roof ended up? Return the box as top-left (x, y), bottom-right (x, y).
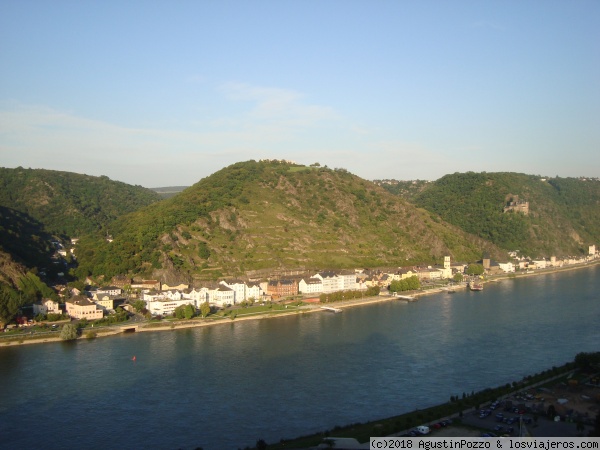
top-left (267, 279), bottom-right (298, 298)
top-left (299, 277), bottom-right (323, 294)
top-left (215, 285), bottom-right (235, 306)
top-left (313, 271), bottom-right (342, 293)
top-left (33, 298), bottom-right (62, 316)
top-left (246, 282), bottom-right (263, 301)
top-left (219, 279), bottom-right (247, 304)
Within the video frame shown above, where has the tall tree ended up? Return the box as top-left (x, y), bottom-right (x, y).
top-left (60, 323), bottom-right (79, 341)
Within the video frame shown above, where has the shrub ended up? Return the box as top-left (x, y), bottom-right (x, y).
top-left (85, 330), bottom-right (97, 339)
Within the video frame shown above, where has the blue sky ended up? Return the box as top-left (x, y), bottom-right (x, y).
top-left (1, 1), bottom-right (598, 187)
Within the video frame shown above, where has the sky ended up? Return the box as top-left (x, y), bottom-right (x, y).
top-left (1, 1), bottom-right (599, 188)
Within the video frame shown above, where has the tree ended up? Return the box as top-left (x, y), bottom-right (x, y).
top-left (574, 352), bottom-right (600, 371)
top-left (132, 300), bottom-right (146, 313)
top-left (174, 305), bottom-right (186, 319)
top-left (0, 283), bottom-right (22, 325)
top-left (198, 242), bottom-right (211, 259)
top-left (453, 273), bottom-right (464, 282)
top-left (200, 301), bottom-right (211, 318)
top-left (466, 264), bottom-right (484, 275)
top-left (184, 304), bottom-right (195, 320)
top-left (60, 323), bottom-right (79, 341)
top-left (366, 286), bottom-right (380, 297)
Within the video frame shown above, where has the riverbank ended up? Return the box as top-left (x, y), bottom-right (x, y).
top-left (2, 259), bottom-right (598, 348)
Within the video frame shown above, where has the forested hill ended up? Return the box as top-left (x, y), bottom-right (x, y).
top-left (382, 172), bottom-right (600, 258)
top-left (0, 167), bottom-right (162, 237)
top-left (74, 160), bottom-right (502, 282)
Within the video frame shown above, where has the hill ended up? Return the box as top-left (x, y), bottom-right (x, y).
top-left (391, 172), bottom-right (600, 257)
top-left (0, 167), bottom-right (162, 238)
top-left (73, 160), bottom-right (501, 282)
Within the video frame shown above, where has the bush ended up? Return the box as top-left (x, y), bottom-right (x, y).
top-left (85, 330), bottom-right (97, 339)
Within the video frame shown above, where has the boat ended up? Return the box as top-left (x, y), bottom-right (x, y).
top-left (468, 281), bottom-right (483, 291)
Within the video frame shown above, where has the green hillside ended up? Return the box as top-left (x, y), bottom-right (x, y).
top-left (74, 161), bottom-right (499, 281)
top-left (0, 167), bottom-right (162, 237)
top-left (404, 172), bottom-right (600, 257)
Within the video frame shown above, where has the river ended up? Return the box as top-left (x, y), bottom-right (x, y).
top-left (0, 265), bottom-right (598, 449)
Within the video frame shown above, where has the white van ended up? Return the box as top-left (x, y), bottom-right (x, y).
top-left (417, 425), bottom-right (430, 435)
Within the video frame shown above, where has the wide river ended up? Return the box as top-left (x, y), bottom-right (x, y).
top-left (1, 265), bottom-right (599, 449)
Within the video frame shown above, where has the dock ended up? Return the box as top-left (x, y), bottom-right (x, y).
top-left (320, 306), bottom-right (342, 313)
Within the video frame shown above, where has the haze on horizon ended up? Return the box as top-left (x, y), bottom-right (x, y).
top-left (1, 1), bottom-right (599, 188)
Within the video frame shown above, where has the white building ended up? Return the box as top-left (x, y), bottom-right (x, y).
top-left (246, 283), bottom-right (263, 300)
top-left (314, 271), bottom-right (342, 293)
top-left (33, 298), bottom-right (62, 316)
top-left (299, 277), bottom-right (323, 294)
top-left (185, 287), bottom-right (210, 305)
top-left (498, 262), bottom-right (515, 273)
top-left (337, 270), bottom-right (357, 290)
top-left (219, 280), bottom-right (246, 304)
top-left (146, 298), bottom-right (195, 316)
top-left (96, 286), bottom-right (123, 296)
top-left (214, 286), bottom-right (235, 307)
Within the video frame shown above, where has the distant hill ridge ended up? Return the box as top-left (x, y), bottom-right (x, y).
top-left (73, 160), bottom-right (499, 282)
top-left (1, 164), bottom-right (598, 286)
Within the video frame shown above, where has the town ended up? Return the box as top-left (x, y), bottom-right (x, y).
top-left (9, 242), bottom-right (599, 331)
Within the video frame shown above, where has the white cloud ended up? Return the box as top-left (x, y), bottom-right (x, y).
top-left (218, 82), bottom-right (339, 126)
top-left (0, 83), bottom-right (343, 186)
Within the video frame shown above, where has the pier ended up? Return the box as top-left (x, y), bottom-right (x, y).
top-left (320, 306), bottom-right (342, 313)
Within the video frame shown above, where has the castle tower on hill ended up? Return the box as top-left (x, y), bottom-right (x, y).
top-left (503, 194), bottom-right (529, 215)
top-left (444, 256), bottom-right (450, 270)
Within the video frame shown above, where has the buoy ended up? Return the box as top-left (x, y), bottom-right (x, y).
top-left (132, 356), bottom-right (136, 361)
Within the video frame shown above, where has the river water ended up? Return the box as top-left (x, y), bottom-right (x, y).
top-left (1, 265), bottom-right (598, 449)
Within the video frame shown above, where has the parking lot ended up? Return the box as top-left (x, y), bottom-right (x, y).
top-left (460, 398), bottom-right (593, 437)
